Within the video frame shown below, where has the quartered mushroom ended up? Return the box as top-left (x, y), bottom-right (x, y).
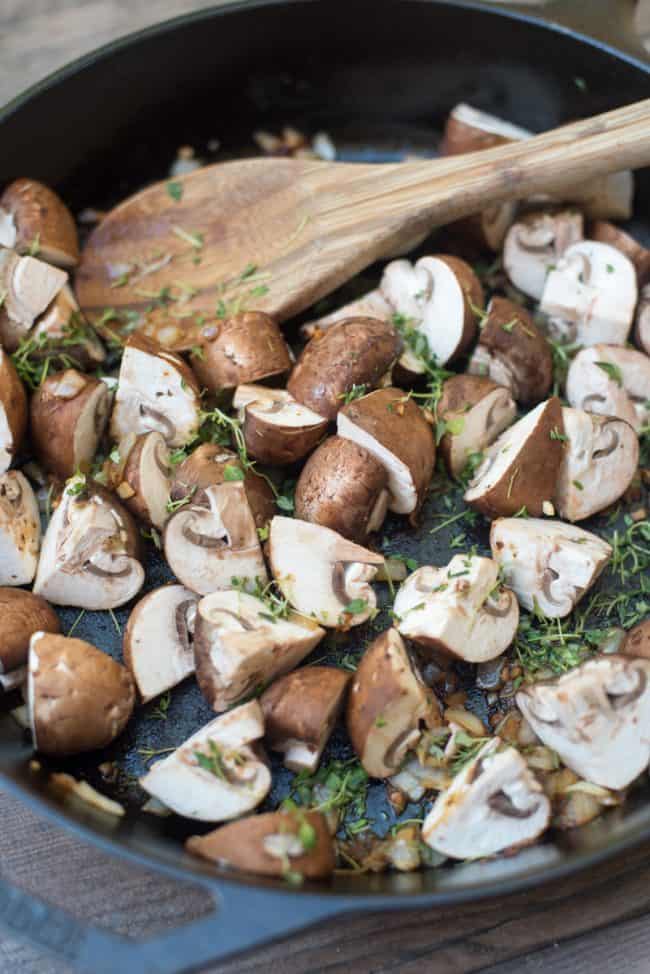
top-left (503, 209), bottom-right (583, 301)
top-left (110, 334), bottom-right (202, 447)
top-left (0, 588), bottom-right (59, 679)
top-left (123, 584), bottom-right (198, 702)
top-left (139, 700), bottom-right (271, 821)
top-left (591, 220), bottom-right (650, 286)
top-left (0, 471), bottom-right (41, 586)
top-left (635, 283), bottom-right (650, 355)
top-left (269, 516), bottom-right (384, 627)
top-left (114, 431), bottom-right (171, 529)
top-left (393, 555), bottom-right (519, 662)
top-left (31, 285), bottom-right (106, 370)
top-left (0, 346), bottom-right (27, 475)
top-left (516, 655), bottom-right (650, 789)
top-left (337, 387), bottom-right (436, 521)
top-left (421, 738), bottom-right (550, 860)
top-left (30, 369), bottom-right (111, 479)
top-left (555, 407), bottom-right (638, 522)
top-left (193, 590), bottom-right (324, 711)
top-left (0, 247), bottom-right (68, 350)
top-left (540, 240), bottom-right (637, 346)
top-left (380, 255), bottom-right (482, 370)
top-left (186, 809), bottom-right (335, 879)
top-left (192, 311), bottom-right (292, 396)
top-left (490, 518), bottom-right (612, 618)
top-left (300, 289), bottom-right (392, 341)
top-left (232, 384), bottom-right (327, 465)
top-left (34, 477), bottom-right (144, 609)
top-left (288, 317), bottom-right (402, 420)
top-left (169, 442), bottom-right (275, 532)
top-left (28, 632), bottom-right (135, 756)
top-left (436, 375), bottom-right (516, 479)
top-left (0, 178), bottom-right (79, 268)
top-left (164, 481), bottom-right (267, 596)
top-left (566, 344), bottom-right (650, 433)
top-left (294, 436), bottom-right (390, 542)
top-left (261, 666), bottom-right (350, 772)
top-left (468, 297), bottom-right (553, 404)
top-left (347, 628), bottom-right (437, 779)
top-left (464, 397), bottom-right (565, 518)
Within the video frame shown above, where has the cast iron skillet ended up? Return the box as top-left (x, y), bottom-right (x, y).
top-left (1, 1), bottom-right (649, 970)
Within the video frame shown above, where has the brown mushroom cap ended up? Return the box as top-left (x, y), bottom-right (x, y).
top-left (437, 374), bottom-right (517, 478)
top-left (30, 369), bottom-right (110, 479)
top-left (261, 666), bottom-right (351, 771)
top-left (471, 297), bottom-right (553, 405)
top-left (622, 620), bottom-right (650, 661)
top-left (337, 387), bottom-right (435, 520)
top-left (118, 431), bottom-right (171, 529)
top-left (591, 220), bottom-right (650, 286)
top-left (233, 385), bottom-right (328, 466)
top-left (0, 588), bottom-right (60, 674)
top-left (192, 312), bottom-right (291, 395)
top-left (287, 317), bottom-right (402, 420)
top-left (186, 809), bottom-right (335, 879)
top-left (28, 632), bottom-right (135, 756)
top-left (0, 179), bottom-right (79, 268)
top-left (294, 436), bottom-right (389, 542)
top-left (0, 347), bottom-right (27, 475)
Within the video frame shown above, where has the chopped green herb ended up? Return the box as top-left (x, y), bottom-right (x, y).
top-left (223, 464), bottom-right (246, 482)
top-left (595, 361), bottom-right (624, 387)
top-left (549, 427), bottom-right (568, 442)
top-left (338, 383), bottom-right (367, 404)
top-left (150, 691), bottom-right (172, 721)
top-left (572, 479), bottom-right (584, 491)
top-left (167, 180), bottom-right (183, 201)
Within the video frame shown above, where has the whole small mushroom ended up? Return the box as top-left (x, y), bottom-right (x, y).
top-left (517, 655), bottom-right (650, 789)
top-left (193, 590), bottom-right (325, 711)
top-left (554, 408), bottom-right (638, 522)
top-left (123, 584), bottom-right (198, 702)
top-left (261, 666), bottom-right (350, 772)
top-left (294, 436), bottom-right (389, 541)
top-left (0, 471), bottom-right (41, 585)
top-left (436, 375), bottom-right (516, 479)
top-left (140, 700), bottom-right (271, 821)
top-left (0, 179), bottom-right (79, 268)
top-left (0, 248), bottom-right (68, 350)
top-left (0, 588), bottom-right (60, 677)
top-left (566, 344), bottom-right (650, 433)
top-left (0, 346), bottom-right (27, 474)
top-left (491, 517), bottom-right (612, 618)
top-left (192, 312), bottom-right (292, 396)
top-left (503, 209), bottom-right (583, 301)
top-left (115, 431), bottom-right (171, 530)
top-left (233, 385), bottom-right (327, 465)
top-left (30, 369), bottom-right (110, 479)
top-left (27, 632), bottom-right (135, 756)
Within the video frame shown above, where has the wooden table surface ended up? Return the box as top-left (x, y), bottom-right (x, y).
top-left (3, 2), bottom-right (650, 973)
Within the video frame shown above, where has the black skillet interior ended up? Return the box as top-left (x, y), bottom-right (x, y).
top-left (1, 0), bottom-right (650, 906)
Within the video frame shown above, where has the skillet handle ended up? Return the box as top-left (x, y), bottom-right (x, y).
top-left (0, 872), bottom-right (346, 974)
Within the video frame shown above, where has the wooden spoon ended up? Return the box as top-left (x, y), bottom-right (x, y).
top-left (76, 98), bottom-right (650, 349)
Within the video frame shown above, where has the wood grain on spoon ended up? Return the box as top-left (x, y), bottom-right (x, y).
top-left (76, 98), bottom-right (650, 349)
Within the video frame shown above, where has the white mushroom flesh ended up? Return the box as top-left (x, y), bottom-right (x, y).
top-left (126, 585), bottom-right (198, 702)
top-left (447, 103), bottom-right (532, 142)
top-left (0, 471), bottom-right (40, 585)
top-left (503, 210), bottom-right (583, 301)
top-left (0, 248), bottom-right (67, 342)
top-left (131, 431), bottom-right (172, 530)
top-left (233, 385), bottom-right (326, 429)
top-left (635, 283), bottom-right (650, 355)
top-left (444, 387), bottom-right (517, 478)
top-left (337, 410), bottom-right (417, 514)
top-left (301, 289), bottom-right (393, 339)
top-left (566, 344), bottom-right (650, 433)
top-left (0, 210), bottom-right (16, 249)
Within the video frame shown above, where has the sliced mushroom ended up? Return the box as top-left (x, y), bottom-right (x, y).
top-left (123, 584), bottom-right (198, 702)
top-left (192, 312), bottom-right (292, 395)
top-left (268, 516), bottom-right (383, 627)
top-left (0, 179), bottom-right (79, 268)
top-left (540, 241), bottom-right (637, 346)
top-left (516, 655), bottom-right (650, 789)
top-left (287, 317), bottom-right (402, 420)
top-left (468, 297), bottom-right (553, 404)
top-left (261, 666), bottom-right (350, 772)
top-left (503, 209), bottom-right (583, 301)
top-left (139, 700), bottom-right (271, 821)
top-left (622, 619), bottom-right (650, 661)
top-left (300, 289), bottom-right (393, 340)
top-left (194, 590), bottom-right (324, 711)
top-left (566, 344), bottom-right (650, 433)
top-left (490, 517), bottom-right (612, 618)
top-left (294, 436), bottom-right (389, 542)
top-left (0, 247), bottom-right (68, 350)
top-left (31, 285), bottom-right (106, 370)
top-left (591, 220), bottom-right (650, 286)
top-left (186, 809), bottom-right (335, 878)
top-left (347, 628), bottom-right (436, 778)
top-left (635, 283), bottom-right (650, 356)
top-left (34, 478), bottom-right (144, 609)
top-left (337, 387), bottom-right (435, 520)
top-left (464, 397), bottom-right (565, 518)
top-left (436, 375), bottom-right (516, 479)
top-left (116, 431), bottom-right (171, 529)
top-left (380, 255), bottom-right (482, 369)
top-left (164, 481), bottom-right (267, 596)
top-left (28, 631), bottom-right (135, 756)
top-left (169, 442), bottom-right (275, 532)
top-left (421, 738), bottom-right (550, 860)
top-left (554, 408), bottom-right (638, 522)
top-left (0, 347), bottom-right (27, 474)
top-left (232, 385), bottom-right (327, 465)
top-left (0, 471), bottom-right (41, 585)
top-left (393, 554), bottom-right (519, 662)
top-left (30, 369), bottom-right (110, 479)
top-left (0, 588), bottom-right (59, 676)
top-left (110, 334), bottom-right (201, 447)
